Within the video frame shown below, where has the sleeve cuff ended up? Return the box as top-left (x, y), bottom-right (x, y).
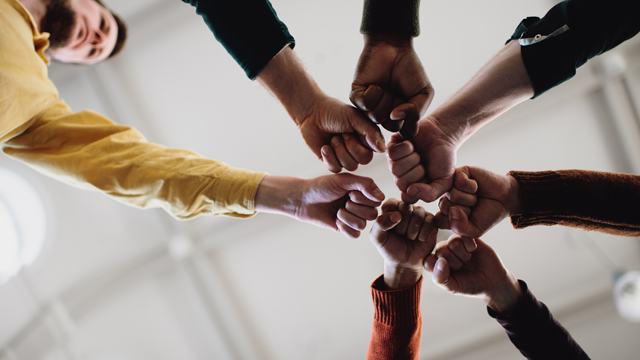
top-left (360, 0), bottom-right (421, 37)
top-left (371, 275), bottom-right (422, 326)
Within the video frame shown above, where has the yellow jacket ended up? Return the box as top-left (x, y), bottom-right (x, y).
top-left (0, 0), bottom-right (266, 219)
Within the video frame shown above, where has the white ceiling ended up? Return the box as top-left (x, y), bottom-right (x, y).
top-left (2, 0), bottom-right (640, 359)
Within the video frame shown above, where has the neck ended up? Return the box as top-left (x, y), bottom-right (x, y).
top-left (18, 0), bottom-right (47, 30)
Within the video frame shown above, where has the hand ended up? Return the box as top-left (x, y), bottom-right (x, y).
top-left (436, 166), bottom-right (522, 238)
top-left (370, 198), bottom-right (438, 289)
top-left (299, 96), bottom-right (386, 173)
top-left (255, 174), bottom-right (385, 239)
top-left (424, 236), bottom-right (523, 313)
top-left (387, 118), bottom-right (458, 204)
top-left (258, 47), bottom-right (386, 174)
top-left (350, 34), bottom-right (434, 139)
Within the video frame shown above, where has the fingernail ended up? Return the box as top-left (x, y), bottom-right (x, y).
top-left (409, 187), bottom-right (421, 197)
top-left (343, 133), bottom-right (351, 141)
top-left (321, 146), bottom-right (330, 155)
top-left (436, 257), bottom-right (446, 271)
top-left (373, 188), bottom-right (384, 200)
top-left (392, 111), bottom-right (406, 120)
top-left (391, 212), bottom-right (402, 223)
top-left (332, 137), bottom-right (341, 147)
top-left (376, 139), bottom-right (387, 152)
top-left (450, 207), bottom-right (460, 220)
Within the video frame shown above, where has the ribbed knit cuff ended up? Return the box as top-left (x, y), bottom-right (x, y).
top-left (360, 0), bottom-right (421, 37)
top-left (508, 170), bottom-right (568, 229)
top-left (371, 275), bottom-right (422, 326)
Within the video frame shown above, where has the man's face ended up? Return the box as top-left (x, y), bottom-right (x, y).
top-left (43, 0), bottom-right (118, 64)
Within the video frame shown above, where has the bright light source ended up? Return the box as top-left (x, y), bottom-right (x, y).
top-left (0, 169), bottom-right (47, 285)
top-left (614, 271), bottom-right (640, 322)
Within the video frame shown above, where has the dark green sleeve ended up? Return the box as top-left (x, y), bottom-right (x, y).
top-left (182, 0), bottom-right (295, 80)
top-left (360, 0), bottom-right (421, 37)
top-left (507, 0), bottom-right (640, 98)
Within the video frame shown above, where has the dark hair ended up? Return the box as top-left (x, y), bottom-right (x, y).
top-left (94, 0), bottom-right (127, 59)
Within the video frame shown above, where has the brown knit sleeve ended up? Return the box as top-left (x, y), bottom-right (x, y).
top-left (509, 170), bottom-right (640, 236)
top-left (367, 275), bottom-right (422, 360)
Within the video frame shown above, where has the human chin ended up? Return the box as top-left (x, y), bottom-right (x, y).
top-left (41, 0), bottom-right (77, 50)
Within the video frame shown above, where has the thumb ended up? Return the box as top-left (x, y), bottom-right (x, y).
top-left (431, 257), bottom-right (450, 285)
top-left (406, 178), bottom-right (451, 203)
top-left (350, 84), bottom-right (384, 113)
top-left (449, 206), bottom-right (480, 238)
top-left (454, 166), bottom-right (479, 194)
top-left (391, 103), bottom-right (420, 140)
top-left (335, 174), bottom-right (385, 203)
top-left (370, 211), bottom-right (402, 242)
top-left (348, 110), bottom-right (387, 153)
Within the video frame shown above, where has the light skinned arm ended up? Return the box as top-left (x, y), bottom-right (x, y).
top-left (370, 198), bottom-right (438, 289)
top-left (366, 199), bottom-right (438, 360)
top-left (425, 236), bottom-right (591, 359)
top-left (436, 166), bottom-right (522, 238)
top-left (387, 40), bottom-right (533, 203)
top-left (257, 47), bottom-right (386, 173)
top-left (255, 173), bottom-right (385, 239)
top-left (438, 166), bottom-right (640, 238)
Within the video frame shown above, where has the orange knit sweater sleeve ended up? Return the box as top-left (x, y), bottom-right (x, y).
top-left (367, 275), bottom-right (422, 360)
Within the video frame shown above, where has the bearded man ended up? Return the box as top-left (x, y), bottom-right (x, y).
top-left (0, 0), bottom-right (385, 238)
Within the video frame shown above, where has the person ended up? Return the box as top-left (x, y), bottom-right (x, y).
top-left (425, 236), bottom-right (590, 359)
top-left (366, 202), bottom-right (590, 359)
top-left (350, 0), bottom-right (433, 140)
top-left (436, 166), bottom-right (640, 238)
top-left (0, 0), bottom-right (383, 239)
top-left (19, 0), bottom-right (127, 64)
top-left (386, 0), bottom-right (640, 204)
top-left (183, 0), bottom-right (434, 173)
top-left (367, 198), bottom-right (439, 359)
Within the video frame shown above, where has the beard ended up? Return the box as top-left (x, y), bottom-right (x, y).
top-left (40, 0), bottom-right (77, 50)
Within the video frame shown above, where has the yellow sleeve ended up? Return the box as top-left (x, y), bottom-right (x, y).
top-left (2, 100), bottom-right (266, 219)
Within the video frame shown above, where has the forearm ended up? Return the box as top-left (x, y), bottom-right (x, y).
top-left (427, 41), bottom-right (533, 144)
top-left (383, 262), bottom-right (422, 290)
top-left (511, 0), bottom-right (640, 97)
top-left (257, 47), bottom-right (325, 126)
top-left (489, 281), bottom-right (590, 360)
top-left (3, 102), bottom-right (265, 219)
top-left (182, 0), bottom-right (295, 80)
top-left (254, 175), bottom-right (304, 217)
top-left (509, 170), bottom-right (640, 236)
top-left (483, 271), bottom-right (524, 315)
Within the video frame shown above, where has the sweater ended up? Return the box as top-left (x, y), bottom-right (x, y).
top-left (509, 170), bottom-right (640, 237)
top-left (367, 277), bottom-right (590, 360)
top-left (0, 0), bottom-right (266, 220)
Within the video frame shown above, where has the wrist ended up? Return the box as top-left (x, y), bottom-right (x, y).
top-left (506, 175), bottom-right (523, 216)
top-left (363, 33), bottom-right (413, 48)
top-left (484, 273), bottom-right (523, 314)
top-left (257, 47), bottom-right (325, 126)
top-left (383, 262), bottom-right (422, 290)
top-left (254, 175), bottom-right (304, 217)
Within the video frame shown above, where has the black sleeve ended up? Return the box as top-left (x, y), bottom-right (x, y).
top-left (488, 281), bottom-right (591, 360)
top-left (360, 0), bottom-right (421, 37)
top-left (182, 0), bottom-right (295, 80)
top-left (506, 0), bottom-right (640, 98)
